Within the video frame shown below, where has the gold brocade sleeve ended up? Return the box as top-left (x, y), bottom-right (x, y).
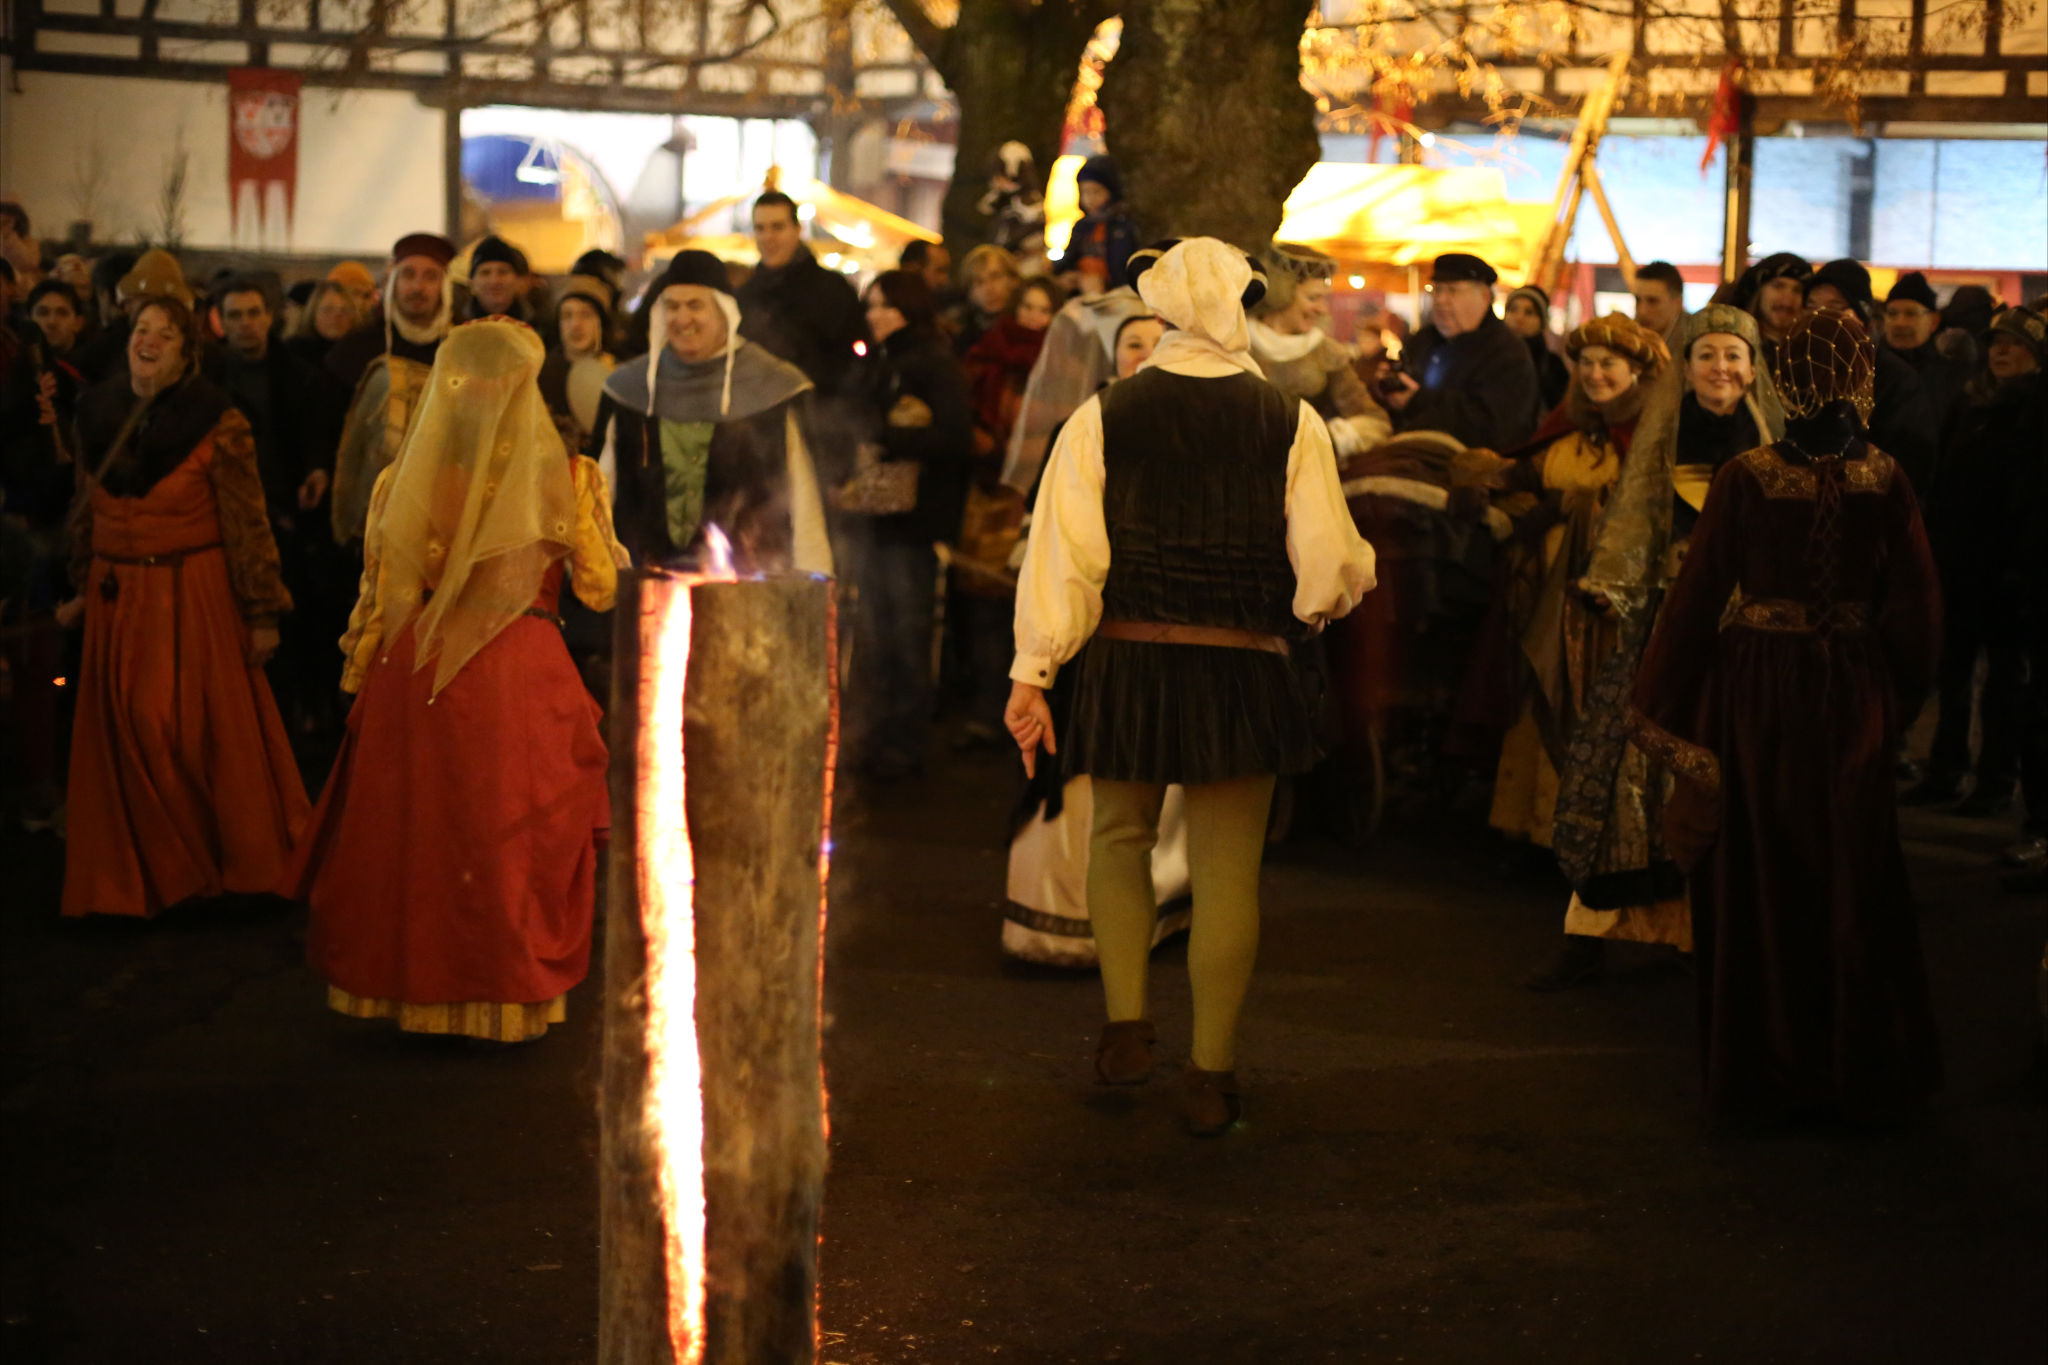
top-left (568, 454), bottom-right (629, 614)
top-left (337, 466), bottom-right (397, 694)
top-left (207, 410), bottom-right (293, 626)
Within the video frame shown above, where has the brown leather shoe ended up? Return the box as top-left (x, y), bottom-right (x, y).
top-left (1182, 1066), bottom-right (1242, 1136)
top-left (1094, 1020), bottom-right (1157, 1085)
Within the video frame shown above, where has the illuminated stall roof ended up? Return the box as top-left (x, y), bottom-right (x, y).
top-left (1045, 155), bottom-right (1552, 285)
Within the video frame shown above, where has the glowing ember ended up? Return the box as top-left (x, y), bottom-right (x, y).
top-left (636, 573), bottom-right (708, 1363)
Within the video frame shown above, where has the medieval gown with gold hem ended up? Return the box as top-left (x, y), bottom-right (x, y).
top-left (1628, 439), bottom-right (1941, 1117)
top-left (288, 454), bottom-right (626, 1040)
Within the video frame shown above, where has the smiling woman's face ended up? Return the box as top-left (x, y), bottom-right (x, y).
top-left (1686, 331), bottom-right (1755, 415)
top-left (127, 304), bottom-right (188, 395)
top-left (1574, 343), bottom-right (1639, 405)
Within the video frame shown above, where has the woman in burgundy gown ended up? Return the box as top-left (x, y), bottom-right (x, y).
top-left (286, 318), bottom-right (628, 1042)
top-left (1628, 307), bottom-right (1942, 1122)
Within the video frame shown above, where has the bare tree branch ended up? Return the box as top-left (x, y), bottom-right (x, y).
top-left (879, 0), bottom-right (954, 73)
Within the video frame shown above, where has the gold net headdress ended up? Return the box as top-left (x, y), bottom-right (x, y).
top-left (1770, 305), bottom-right (1875, 423)
top-left (371, 317), bottom-right (576, 696)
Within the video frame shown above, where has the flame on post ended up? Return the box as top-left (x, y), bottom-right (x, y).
top-left (634, 557), bottom-right (827, 1363)
top-left (702, 522), bottom-right (736, 579)
top-left (636, 572), bottom-right (708, 1363)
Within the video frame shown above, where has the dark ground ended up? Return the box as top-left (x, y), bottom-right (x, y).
top-left (2, 744), bottom-right (2043, 1364)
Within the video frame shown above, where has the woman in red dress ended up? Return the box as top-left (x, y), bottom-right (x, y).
top-left (1629, 307), bottom-right (1943, 1122)
top-left (63, 296), bottom-right (307, 917)
top-left (286, 318), bottom-right (628, 1042)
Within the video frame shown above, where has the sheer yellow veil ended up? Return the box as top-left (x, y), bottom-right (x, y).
top-left (370, 317), bottom-right (577, 695)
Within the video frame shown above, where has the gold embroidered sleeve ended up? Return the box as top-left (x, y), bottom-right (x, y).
top-left (207, 411), bottom-right (293, 626)
top-left (337, 466), bottom-right (397, 693)
top-left (1626, 707), bottom-right (1721, 794)
top-left (569, 454), bottom-right (629, 613)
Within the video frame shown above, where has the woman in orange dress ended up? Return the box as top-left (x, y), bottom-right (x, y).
top-left (285, 318), bottom-right (627, 1042)
top-left (62, 295), bottom-right (308, 917)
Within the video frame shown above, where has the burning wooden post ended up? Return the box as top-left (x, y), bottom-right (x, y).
top-left (601, 569), bottom-right (835, 1365)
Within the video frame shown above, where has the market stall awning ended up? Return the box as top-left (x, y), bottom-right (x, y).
top-left (647, 178), bottom-right (939, 266)
top-left (1045, 156), bottom-right (1550, 285)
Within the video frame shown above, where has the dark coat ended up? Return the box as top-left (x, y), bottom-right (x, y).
top-left (1887, 335), bottom-right (1972, 435)
top-left (204, 343), bottom-right (346, 524)
top-left (325, 320), bottom-right (442, 393)
top-left (857, 327), bottom-right (974, 548)
top-left (1395, 311), bottom-right (1542, 452)
top-left (1867, 345), bottom-right (1939, 495)
top-left (0, 343), bottom-right (86, 529)
top-left (735, 247), bottom-right (868, 399)
top-left (1927, 370), bottom-right (2045, 636)
top-left (1054, 206), bottom-right (1141, 292)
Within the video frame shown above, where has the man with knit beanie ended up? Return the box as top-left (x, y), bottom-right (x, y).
top-left (463, 235), bottom-right (544, 334)
top-left (1806, 260), bottom-right (1938, 492)
top-left (326, 232), bottom-right (456, 542)
top-left (1884, 271), bottom-right (1970, 431)
top-left (593, 249), bottom-right (831, 576)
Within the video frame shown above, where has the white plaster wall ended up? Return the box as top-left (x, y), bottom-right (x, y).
top-left (0, 69), bottom-right (446, 255)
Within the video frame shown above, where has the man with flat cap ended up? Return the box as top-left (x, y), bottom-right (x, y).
top-left (327, 232), bottom-right (456, 543)
top-left (1381, 252), bottom-right (1540, 452)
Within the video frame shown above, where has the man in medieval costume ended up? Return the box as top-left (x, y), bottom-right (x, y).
top-left (1004, 238), bottom-right (1376, 1136)
top-left (326, 232), bottom-right (455, 544)
top-left (591, 249), bottom-right (832, 576)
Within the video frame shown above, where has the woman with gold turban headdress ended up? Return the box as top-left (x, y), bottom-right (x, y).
top-left (1533, 305), bottom-right (1786, 990)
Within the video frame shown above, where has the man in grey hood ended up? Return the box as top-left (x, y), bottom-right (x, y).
top-left (591, 250), bottom-right (831, 576)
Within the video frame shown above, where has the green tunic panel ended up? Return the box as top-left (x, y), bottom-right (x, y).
top-left (659, 418), bottom-right (717, 549)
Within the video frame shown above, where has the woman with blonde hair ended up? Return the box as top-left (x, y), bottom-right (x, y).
top-left (286, 317), bottom-right (629, 1041)
top-left (954, 243), bottom-right (1024, 355)
top-left (287, 279), bottom-right (363, 367)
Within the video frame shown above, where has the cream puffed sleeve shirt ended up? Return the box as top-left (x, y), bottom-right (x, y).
top-left (1010, 354), bottom-right (1378, 690)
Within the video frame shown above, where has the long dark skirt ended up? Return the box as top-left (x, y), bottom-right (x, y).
top-left (1685, 626), bottom-right (1941, 1121)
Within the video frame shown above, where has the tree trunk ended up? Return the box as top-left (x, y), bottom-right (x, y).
top-left (1098, 0), bottom-right (1321, 251)
top-left (885, 1), bottom-right (1112, 254)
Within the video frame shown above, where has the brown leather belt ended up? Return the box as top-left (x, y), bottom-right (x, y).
top-left (1096, 620), bottom-right (1290, 656)
top-left (96, 541), bottom-right (221, 567)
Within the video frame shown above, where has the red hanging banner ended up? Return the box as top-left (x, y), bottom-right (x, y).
top-left (227, 67), bottom-right (302, 238)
